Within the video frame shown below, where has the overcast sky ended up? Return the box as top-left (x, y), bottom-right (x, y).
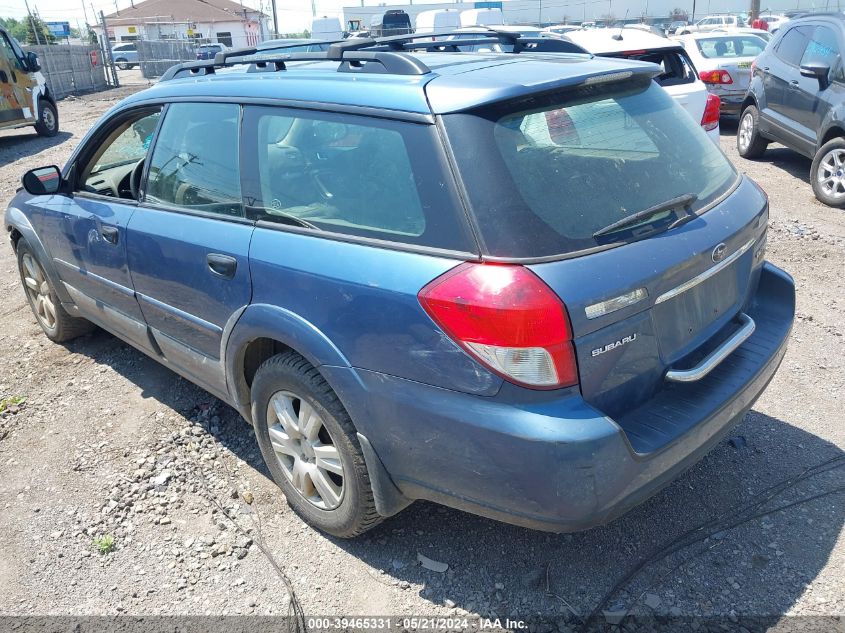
top-left (0, 0), bottom-right (381, 33)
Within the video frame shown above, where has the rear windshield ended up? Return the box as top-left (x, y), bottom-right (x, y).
top-left (443, 77), bottom-right (738, 258)
top-left (696, 35), bottom-right (767, 58)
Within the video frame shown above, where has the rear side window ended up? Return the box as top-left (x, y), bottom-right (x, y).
top-left (145, 103), bottom-right (243, 217)
top-left (696, 35), bottom-right (767, 58)
top-left (776, 26), bottom-right (813, 65)
top-left (241, 106), bottom-right (474, 252)
top-left (443, 78), bottom-right (738, 258)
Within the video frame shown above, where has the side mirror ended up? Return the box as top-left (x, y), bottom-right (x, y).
top-left (25, 51), bottom-right (41, 72)
top-left (22, 166), bottom-right (63, 195)
top-left (800, 62), bottom-right (830, 89)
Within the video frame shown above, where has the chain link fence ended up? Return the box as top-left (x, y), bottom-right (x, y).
top-left (136, 40), bottom-right (200, 80)
top-left (23, 44), bottom-right (110, 99)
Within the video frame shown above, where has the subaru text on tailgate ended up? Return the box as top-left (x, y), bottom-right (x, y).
top-left (4, 39), bottom-right (795, 537)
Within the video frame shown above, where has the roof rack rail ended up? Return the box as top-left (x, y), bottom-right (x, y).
top-left (160, 38), bottom-right (430, 81)
top-left (159, 28), bottom-right (589, 82)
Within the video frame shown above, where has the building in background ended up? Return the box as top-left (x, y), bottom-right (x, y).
top-left (95, 0), bottom-right (270, 47)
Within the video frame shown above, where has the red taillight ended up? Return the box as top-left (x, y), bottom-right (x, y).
top-left (699, 69), bottom-right (733, 84)
top-left (701, 93), bottom-right (721, 131)
top-left (418, 263), bottom-right (578, 389)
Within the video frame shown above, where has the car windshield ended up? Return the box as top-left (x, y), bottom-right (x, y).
top-left (442, 77), bottom-right (738, 258)
top-left (696, 35), bottom-right (767, 58)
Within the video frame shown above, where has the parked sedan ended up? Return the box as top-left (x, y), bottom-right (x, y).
top-left (676, 32), bottom-right (768, 115)
top-left (566, 27), bottom-right (721, 143)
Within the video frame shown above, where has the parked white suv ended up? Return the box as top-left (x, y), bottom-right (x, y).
top-left (564, 27), bottom-right (721, 144)
top-left (676, 15), bottom-right (744, 34)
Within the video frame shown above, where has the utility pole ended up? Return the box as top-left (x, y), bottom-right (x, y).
top-left (750, 0), bottom-right (760, 22)
top-left (99, 10), bottom-right (120, 87)
top-left (270, 0), bottom-right (278, 36)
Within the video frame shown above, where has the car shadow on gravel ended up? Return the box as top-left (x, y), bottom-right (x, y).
top-left (720, 119), bottom-right (811, 185)
top-left (0, 131), bottom-right (74, 162)
top-left (338, 411), bottom-right (844, 624)
top-left (61, 329), bottom-right (844, 624)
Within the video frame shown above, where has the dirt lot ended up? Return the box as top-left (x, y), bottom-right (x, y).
top-left (0, 90), bottom-right (843, 629)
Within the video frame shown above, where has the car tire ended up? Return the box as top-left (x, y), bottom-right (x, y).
top-left (16, 239), bottom-right (94, 342)
top-left (737, 105), bottom-right (768, 159)
top-left (116, 59), bottom-right (130, 70)
top-left (811, 137), bottom-right (845, 208)
top-left (251, 351), bottom-right (383, 537)
top-left (33, 100), bottom-right (59, 137)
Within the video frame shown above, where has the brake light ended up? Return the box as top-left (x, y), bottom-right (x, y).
top-left (701, 93), bottom-right (721, 131)
top-left (699, 69), bottom-right (733, 84)
top-left (418, 263), bottom-right (578, 389)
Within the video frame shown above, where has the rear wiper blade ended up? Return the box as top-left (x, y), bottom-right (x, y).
top-left (592, 193), bottom-right (698, 239)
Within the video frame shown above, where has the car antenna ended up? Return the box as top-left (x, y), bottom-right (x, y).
top-left (612, 10), bottom-right (629, 40)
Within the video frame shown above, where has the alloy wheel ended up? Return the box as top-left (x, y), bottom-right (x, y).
top-left (21, 253), bottom-right (57, 331)
top-left (817, 148), bottom-right (845, 200)
top-left (266, 390), bottom-right (345, 510)
top-left (738, 112), bottom-right (753, 152)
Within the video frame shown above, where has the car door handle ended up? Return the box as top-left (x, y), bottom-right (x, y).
top-left (100, 226), bottom-right (120, 245)
top-left (207, 253), bottom-right (237, 279)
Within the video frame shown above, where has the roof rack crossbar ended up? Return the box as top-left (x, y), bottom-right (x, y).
top-left (158, 27), bottom-right (589, 82)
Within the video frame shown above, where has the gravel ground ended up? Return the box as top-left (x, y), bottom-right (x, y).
top-left (0, 91), bottom-right (843, 629)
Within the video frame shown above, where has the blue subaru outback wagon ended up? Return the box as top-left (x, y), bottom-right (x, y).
top-left (5, 38), bottom-right (795, 537)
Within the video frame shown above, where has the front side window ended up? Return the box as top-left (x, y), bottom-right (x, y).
top-left (241, 106), bottom-right (473, 251)
top-left (776, 26), bottom-right (813, 65)
top-left (696, 35), bottom-right (767, 58)
top-left (79, 108), bottom-right (161, 199)
top-left (145, 103), bottom-right (242, 217)
top-left (443, 78), bottom-right (738, 258)
top-left (801, 25), bottom-right (842, 79)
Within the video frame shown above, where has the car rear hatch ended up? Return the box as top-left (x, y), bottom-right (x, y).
top-left (528, 176), bottom-right (767, 421)
top-left (440, 70), bottom-right (770, 438)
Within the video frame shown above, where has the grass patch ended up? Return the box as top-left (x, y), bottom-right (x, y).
top-left (93, 534), bottom-right (115, 555)
top-left (0, 396), bottom-right (25, 414)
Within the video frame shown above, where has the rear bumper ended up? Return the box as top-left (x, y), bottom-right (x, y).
top-left (710, 89), bottom-right (747, 115)
top-left (324, 263), bottom-right (794, 532)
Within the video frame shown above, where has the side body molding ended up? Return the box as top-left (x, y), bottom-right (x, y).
top-left (224, 303), bottom-right (353, 420)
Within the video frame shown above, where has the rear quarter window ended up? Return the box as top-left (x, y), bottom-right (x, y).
top-left (775, 26), bottom-right (813, 65)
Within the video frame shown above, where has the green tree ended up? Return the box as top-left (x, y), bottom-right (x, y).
top-left (0, 17), bottom-right (30, 41)
top-left (24, 15), bottom-right (56, 45)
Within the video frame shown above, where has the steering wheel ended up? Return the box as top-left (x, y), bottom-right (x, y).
top-left (129, 158), bottom-right (145, 201)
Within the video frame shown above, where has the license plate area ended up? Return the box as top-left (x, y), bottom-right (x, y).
top-left (653, 262), bottom-right (740, 364)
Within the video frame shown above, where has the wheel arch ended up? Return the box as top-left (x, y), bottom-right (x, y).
top-left (5, 206), bottom-right (72, 304)
top-left (819, 125), bottom-right (845, 151)
top-left (224, 303), bottom-right (352, 423)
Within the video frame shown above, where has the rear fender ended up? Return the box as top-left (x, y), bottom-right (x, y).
top-left (224, 303), bottom-right (353, 419)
